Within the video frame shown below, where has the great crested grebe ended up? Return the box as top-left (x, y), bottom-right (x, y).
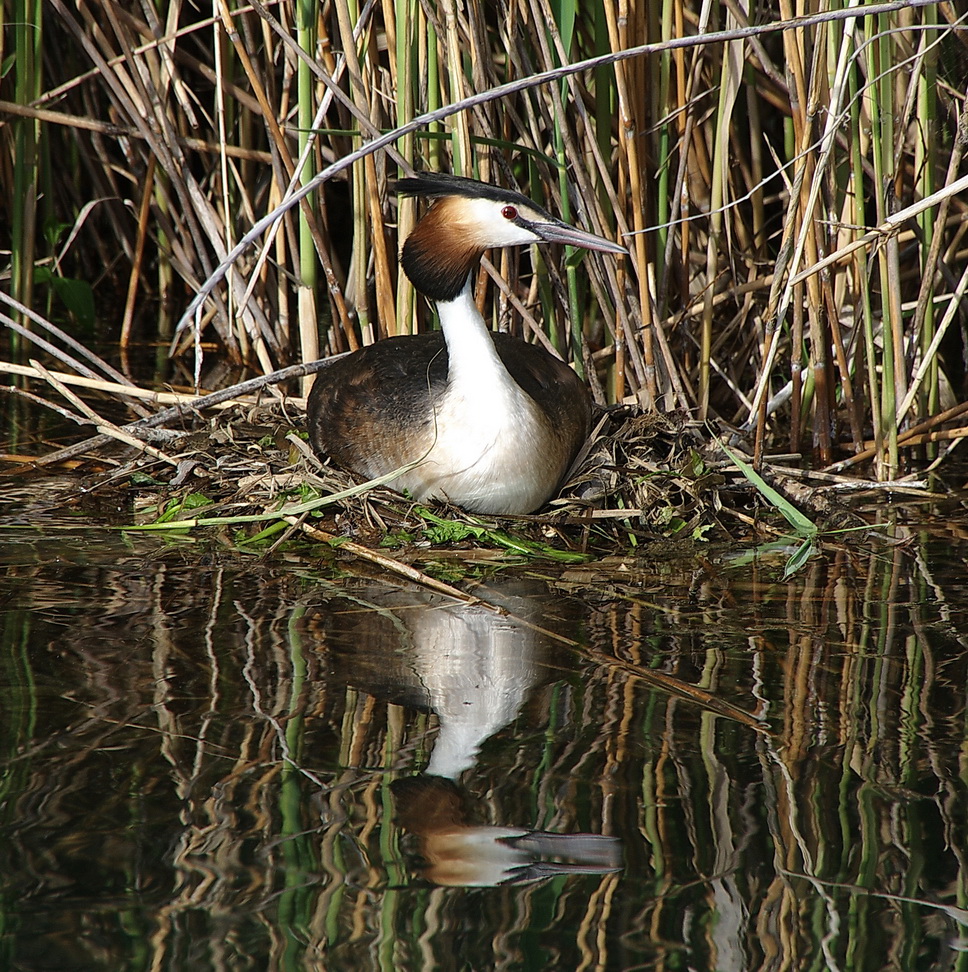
top-left (306, 172), bottom-right (625, 515)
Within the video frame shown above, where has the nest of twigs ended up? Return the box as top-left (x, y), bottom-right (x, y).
top-left (4, 363), bottom-right (909, 574)
top-left (6, 393), bottom-right (769, 560)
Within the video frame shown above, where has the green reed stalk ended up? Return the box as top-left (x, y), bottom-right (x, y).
top-left (335, 0), bottom-right (372, 344)
top-left (803, 36), bottom-right (834, 466)
top-left (822, 16), bottom-right (864, 454)
top-left (441, 0), bottom-right (469, 171)
top-left (915, 10), bottom-right (938, 437)
top-left (10, 0), bottom-right (43, 336)
top-left (840, 28), bottom-right (878, 467)
top-left (592, 3), bottom-right (612, 212)
top-left (700, 35), bottom-right (738, 421)
top-left (296, 0), bottom-right (319, 384)
top-left (868, 12), bottom-right (901, 476)
top-left (424, 14), bottom-right (442, 174)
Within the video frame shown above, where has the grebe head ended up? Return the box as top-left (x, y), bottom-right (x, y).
top-left (395, 173), bottom-right (626, 301)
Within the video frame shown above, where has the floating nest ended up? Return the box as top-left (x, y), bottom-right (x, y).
top-left (2, 366), bottom-right (921, 574)
top-left (168, 400), bottom-right (722, 547)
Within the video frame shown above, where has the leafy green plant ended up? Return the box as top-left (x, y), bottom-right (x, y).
top-left (720, 443), bottom-right (818, 578)
top-left (33, 267), bottom-right (95, 331)
top-left (414, 508), bottom-right (592, 563)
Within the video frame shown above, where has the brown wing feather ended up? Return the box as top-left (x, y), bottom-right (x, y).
top-left (306, 334), bottom-right (448, 478)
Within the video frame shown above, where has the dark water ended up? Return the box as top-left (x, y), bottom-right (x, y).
top-left (1, 488), bottom-right (968, 970)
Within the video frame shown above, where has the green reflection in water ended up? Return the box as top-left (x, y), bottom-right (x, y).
top-left (279, 602), bottom-right (317, 970)
top-left (0, 526), bottom-right (966, 968)
top-left (0, 605), bottom-right (35, 970)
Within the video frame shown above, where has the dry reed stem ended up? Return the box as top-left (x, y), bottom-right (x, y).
top-left (4, 0), bottom-right (967, 487)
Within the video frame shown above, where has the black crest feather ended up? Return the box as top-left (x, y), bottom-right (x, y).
top-left (393, 172), bottom-right (552, 219)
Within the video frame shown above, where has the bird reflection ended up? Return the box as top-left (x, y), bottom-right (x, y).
top-left (322, 579), bottom-right (553, 778)
top-left (391, 775), bottom-right (622, 887)
top-left (317, 578), bottom-right (622, 887)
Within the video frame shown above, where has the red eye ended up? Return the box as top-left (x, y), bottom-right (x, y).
top-left (502, 205), bottom-right (518, 220)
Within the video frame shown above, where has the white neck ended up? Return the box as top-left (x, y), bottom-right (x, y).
top-left (436, 276), bottom-right (510, 397)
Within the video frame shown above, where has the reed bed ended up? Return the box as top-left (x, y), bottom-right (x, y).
top-left (2, 1), bottom-right (968, 514)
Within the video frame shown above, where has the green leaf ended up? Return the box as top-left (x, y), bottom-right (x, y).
top-left (691, 523), bottom-right (713, 542)
top-left (51, 276), bottom-right (96, 329)
top-left (424, 519), bottom-right (474, 544)
top-left (34, 266), bottom-right (96, 329)
top-left (782, 539), bottom-right (817, 578)
top-left (414, 507), bottom-right (592, 563)
top-left (720, 442), bottom-right (817, 538)
top-left (241, 521), bottom-right (289, 545)
top-left (157, 493), bottom-right (213, 522)
top-left (379, 531), bottom-right (415, 549)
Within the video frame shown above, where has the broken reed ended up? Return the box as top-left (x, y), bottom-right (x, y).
top-left (3, 1), bottom-right (967, 477)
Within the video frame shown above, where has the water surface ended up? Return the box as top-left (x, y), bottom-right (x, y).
top-left (1, 489), bottom-right (967, 970)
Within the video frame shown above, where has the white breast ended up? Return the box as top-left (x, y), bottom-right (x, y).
top-left (417, 384), bottom-right (551, 513)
